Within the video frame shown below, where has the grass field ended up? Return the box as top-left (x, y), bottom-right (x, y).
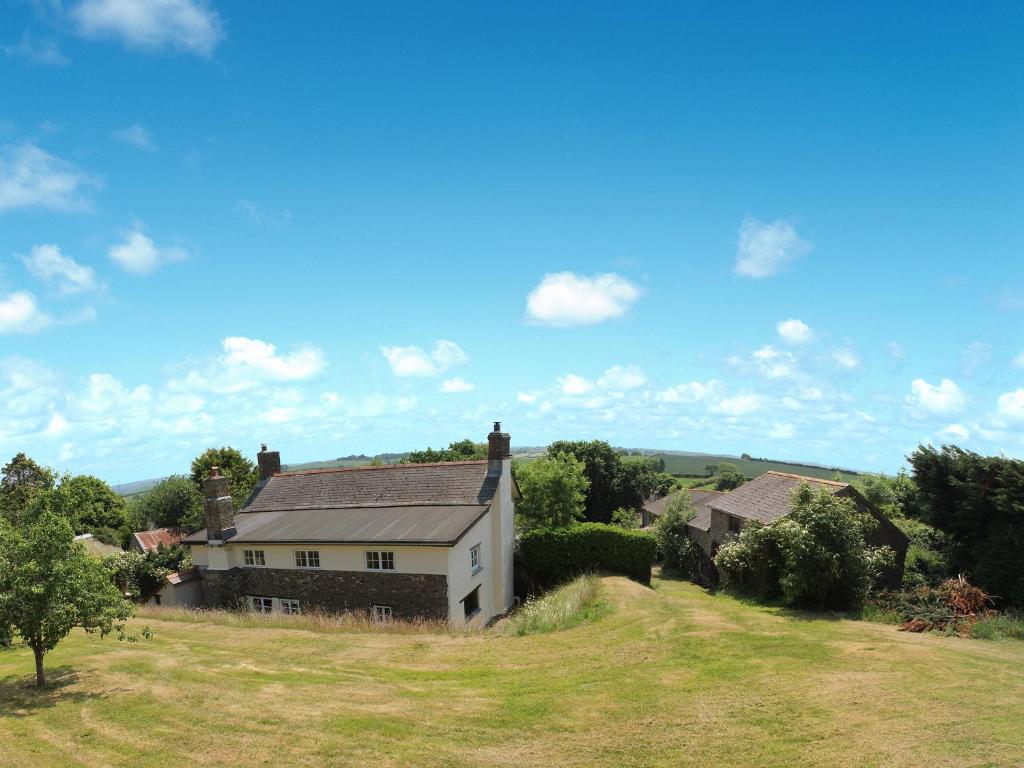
top-left (2, 575), bottom-right (1022, 768)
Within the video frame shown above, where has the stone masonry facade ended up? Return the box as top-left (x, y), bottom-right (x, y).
top-left (200, 567), bottom-right (449, 620)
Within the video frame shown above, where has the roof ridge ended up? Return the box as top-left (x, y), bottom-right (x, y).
top-left (276, 460), bottom-right (488, 477)
top-left (242, 502), bottom-right (491, 513)
top-left (763, 470), bottom-right (848, 487)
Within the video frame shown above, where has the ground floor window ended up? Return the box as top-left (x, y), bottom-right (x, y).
top-left (250, 596), bottom-right (273, 613)
top-left (372, 604), bottom-right (392, 622)
top-left (280, 599), bottom-right (300, 615)
top-left (462, 586), bottom-right (480, 620)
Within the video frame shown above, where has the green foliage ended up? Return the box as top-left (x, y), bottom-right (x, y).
top-left (970, 612), bottom-right (1024, 641)
top-left (190, 446), bottom-right (259, 510)
top-left (0, 508), bottom-right (142, 687)
top-left (518, 522), bottom-right (657, 590)
top-left (715, 484), bottom-right (894, 611)
top-left (0, 453), bottom-right (56, 527)
top-left (501, 574), bottom-right (606, 636)
top-left (714, 471), bottom-right (747, 491)
top-left (547, 440), bottom-right (667, 524)
top-left (130, 475), bottom-right (203, 533)
top-left (908, 445), bottom-right (1024, 605)
top-left (49, 474), bottom-right (130, 546)
top-left (894, 516), bottom-right (950, 588)
top-left (654, 492), bottom-right (700, 576)
top-left (609, 507), bottom-right (640, 530)
top-left (514, 454), bottom-right (589, 531)
top-left (403, 439), bottom-right (487, 464)
top-left (105, 545), bottom-right (193, 600)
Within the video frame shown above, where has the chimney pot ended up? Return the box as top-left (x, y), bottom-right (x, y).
top-left (261, 443), bottom-right (267, 452)
top-left (210, 466), bottom-right (220, 478)
top-left (257, 445), bottom-right (282, 481)
top-left (493, 421), bottom-right (501, 432)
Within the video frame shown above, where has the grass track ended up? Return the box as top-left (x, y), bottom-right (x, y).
top-left (2, 575), bottom-right (1022, 767)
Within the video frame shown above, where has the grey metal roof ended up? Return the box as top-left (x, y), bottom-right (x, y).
top-left (243, 460), bottom-right (498, 512)
top-left (183, 504), bottom-right (489, 546)
top-left (707, 471), bottom-right (850, 524)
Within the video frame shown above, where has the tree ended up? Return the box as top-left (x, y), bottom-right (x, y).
top-left (654, 492), bottom-right (700, 576)
top-left (105, 545), bottom-right (192, 600)
top-left (0, 509), bottom-right (141, 687)
top-left (715, 470), bottom-right (747, 491)
top-left (190, 447), bottom-right (258, 510)
top-left (514, 454), bottom-right (589, 531)
top-left (129, 475), bottom-right (203, 532)
top-left (0, 453), bottom-right (55, 527)
top-left (610, 507), bottom-right (641, 530)
top-left (404, 439), bottom-right (487, 464)
top-left (50, 474), bottom-right (131, 545)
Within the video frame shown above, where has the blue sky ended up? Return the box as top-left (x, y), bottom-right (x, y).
top-left (1, 1), bottom-right (1022, 482)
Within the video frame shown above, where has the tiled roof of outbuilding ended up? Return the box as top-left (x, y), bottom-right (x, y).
top-left (707, 471), bottom-right (849, 524)
top-left (131, 527), bottom-right (183, 553)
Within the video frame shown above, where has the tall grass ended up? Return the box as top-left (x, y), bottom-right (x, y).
top-left (969, 611), bottom-right (1024, 641)
top-left (136, 604), bottom-right (484, 636)
top-left (500, 573), bottom-right (605, 636)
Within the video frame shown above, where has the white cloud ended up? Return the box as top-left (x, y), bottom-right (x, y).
top-left (3, 34), bottom-right (68, 66)
top-left (0, 291), bottom-right (51, 334)
top-left (558, 374), bottom-right (594, 396)
top-left (656, 380), bottom-right (720, 403)
top-left (107, 223), bottom-right (189, 273)
top-left (525, 272), bottom-right (640, 327)
top-left (908, 378), bottom-right (965, 416)
top-left (20, 243), bottom-right (97, 295)
top-left (776, 318), bottom-right (813, 345)
top-left (221, 337), bottom-right (324, 382)
top-left (380, 340), bottom-right (468, 377)
top-left (734, 217), bottom-right (811, 278)
top-left (887, 341), bottom-right (906, 360)
top-left (113, 123), bottom-right (155, 151)
top-left (996, 389), bottom-right (1024, 421)
top-left (517, 391), bottom-right (539, 404)
top-left (0, 143), bottom-right (99, 212)
top-left (753, 345), bottom-right (798, 379)
top-left (440, 377), bottom-right (475, 394)
top-left (939, 423), bottom-right (970, 440)
top-left (711, 394), bottom-right (763, 416)
top-left (770, 422), bottom-right (796, 439)
top-left (44, 411), bottom-right (70, 436)
top-left (833, 348), bottom-right (860, 370)
top-left (71, 0), bottom-right (224, 57)
top-left (597, 364), bottom-right (646, 390)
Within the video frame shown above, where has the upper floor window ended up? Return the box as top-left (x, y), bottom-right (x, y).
top-left (728, 516), bottom-right (742, 535)
top-left (365, 551), bottom-right (395, 571)
top-left (470, 544), bottom-right (482, 574)
top-left (294, 550), bottom-right (320, 568)
top-left (243, 549), bottom-right (266, 567)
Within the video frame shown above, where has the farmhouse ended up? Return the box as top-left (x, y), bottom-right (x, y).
top-left (182, 423), bottom-right (517, 624)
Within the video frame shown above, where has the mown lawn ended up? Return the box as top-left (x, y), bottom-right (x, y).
top-left (2, 575), bottom-right (1022, 767)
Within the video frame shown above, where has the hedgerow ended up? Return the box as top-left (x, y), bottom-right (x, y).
top-left (517, 523), bottom-right (656, 591)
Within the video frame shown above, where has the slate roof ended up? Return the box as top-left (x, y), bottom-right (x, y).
top-left (132, 527), bottom-right (184, 553)
top-left (641, 489), bottom-right (726, 532)
top-left (183, 461), bottom-right (500, 547)
top-left (707, 471), bottom-right (849, 524)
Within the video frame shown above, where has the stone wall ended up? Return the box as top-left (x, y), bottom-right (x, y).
top-left (199, 567), bottom-right (450, 620)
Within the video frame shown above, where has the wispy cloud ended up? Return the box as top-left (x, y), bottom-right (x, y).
top-left (71, 0), bottom-right (224, 57)
top-left (107, 222), bottom-right (189, 273)
top-left (734, 217), bottom-right (811, 279)
top-left (113, 124), bottom-right (156, 151)
top-left (440, 377), bottom-right (475, 394)
top-left (525, 272), bottom-right (640, 327)
top-left (380, 340), bottom-right (467, 377)
top-left (0, 291), bottom-right (51, 334)
top-left (235, 199), bottom-right (292, 226)
top-left (20, 244), bottom-right (97, 295)
top-left (0, 143), bottom-right (100, 212)
top-left (3, 33), bottom-right (68, 66)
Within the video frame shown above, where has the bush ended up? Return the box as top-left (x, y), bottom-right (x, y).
top-left (654, 492), bottom-right (700, 578)
top-left (609, 507), bottom-right (640, 530)
top-left (894, 516), bottom-right (949, 588)
top-left (518, 523), bottom-right (657, 591)
top-left (715, 484), bottom-right (893, 611)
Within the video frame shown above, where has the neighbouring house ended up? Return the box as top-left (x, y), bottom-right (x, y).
top-left (75, 533), bottom-right (123, 558)
top-left (147, 567), bottom-right (202, 607)
top-left (181, 423), bottom-right (518, 624)
top-left (129, 527), bottom-right (184, 554)
top-left (640, 488), bottom-right (726, 536)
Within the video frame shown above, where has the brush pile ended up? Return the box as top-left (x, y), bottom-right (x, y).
top-left (873, 575), bottom-right (996, 634)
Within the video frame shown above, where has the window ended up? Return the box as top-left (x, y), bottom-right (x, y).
top-left (372, 604), bottom-right (392, 622)
top-left (154, 594), bottom-right (162, 606)
top-left (365, 551), bottom-right (395, 571)
top-left (280, 599), bottom-right (300, 615)
top-left (294, 550), bottom-right (320, 568)
top-left (243, 549), bottom-right (266, 567)
top-left (462, 586), bottom-right (480, 620)
top-left (470, 544), bottom-right (482, 575)
top-left (728, 516), bottom-right (742, 535)
top-left (250, 596), bottom-right (273, 614)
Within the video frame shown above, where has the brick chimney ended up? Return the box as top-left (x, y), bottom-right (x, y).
top-left (202, 467), bottom-right (236, 544)
top-left (487, 421), bottom-right (511, 475)
top-left (257, 443), bottom-right (281, 481)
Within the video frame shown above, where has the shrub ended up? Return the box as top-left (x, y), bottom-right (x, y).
top-left (894, 516), bottom-right (949, 588)
top-left (715, 484), bottom-right (894, 611)
top-left (609, 507), bottom-right (640, 530)
top-left (518, 522), bottom-right (657, 591)
top-left (654, 492), bottom-right (700, 578)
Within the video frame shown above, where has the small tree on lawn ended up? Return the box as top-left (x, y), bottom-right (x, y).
top-left (0, 511), bottom-right (143, 687)
top-left (514, 454), bottom-right (589, 531)
top-left (655, 491), bottom-right (700, 576)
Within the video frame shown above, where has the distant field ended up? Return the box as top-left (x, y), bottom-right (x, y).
top-left (2, 576), bottom-right (1021, 767)
top-left (650, 453), bottom-right (862, 483)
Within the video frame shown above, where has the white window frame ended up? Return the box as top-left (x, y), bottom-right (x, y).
top-left (280, 598), bottom-right (300, 615)
top-left (372, 604), bottom-right (392, 622)
top-left (243, 549), bottom-right (266, 567)
top-left (294, 550), bottom-right (320, 569)
top-left (365, 550), bottom-right (395, 571)
top-left (470, 543), bottom-right (482, 575)
top-left (250, 596), bottom-right (273, 614)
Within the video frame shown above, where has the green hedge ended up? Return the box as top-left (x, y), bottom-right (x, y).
top-left (517, 523), bottom-right (657, 591)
